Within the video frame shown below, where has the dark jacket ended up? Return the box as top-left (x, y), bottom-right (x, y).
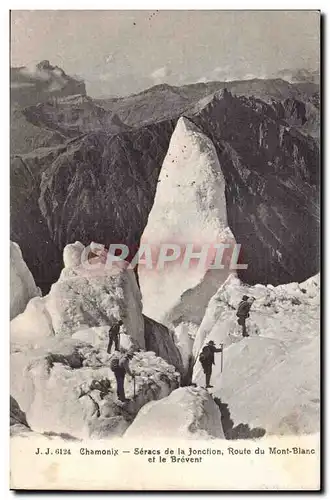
top-left (202, 345), bottom-right (222, 365)
top-left (109, 324), bottom-right (121, 338)
top-left (237, 300), bottom-right (251, 318)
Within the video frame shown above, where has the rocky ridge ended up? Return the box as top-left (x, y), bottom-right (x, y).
top-left (11, 81), bottom-right (319, 294)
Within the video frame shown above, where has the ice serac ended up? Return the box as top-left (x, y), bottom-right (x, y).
top-left (10, 241), bottom-right (40, 320)
top-left (124, 386), bottom-right (224, 439)
top-left (173, 322), bottom-right (196, 378)
top-left (63, 241), bottom-right (85, 268)
top-left (11, 338), bottom-right (179, 439)
top-left (139, 116), bottom-right (236, 326)
top-left (11, 242), bottom-right (145, 349)
top-left (193, 273), bottom-right (320, 435)
top-left (10, 243), bottom-right (182, 439)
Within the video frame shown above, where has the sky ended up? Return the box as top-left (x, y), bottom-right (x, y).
top-left (10, 10), bottom-right (320, 98)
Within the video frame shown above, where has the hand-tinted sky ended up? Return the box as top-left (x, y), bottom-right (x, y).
top-left (10, 10), bottom-right (320, 98)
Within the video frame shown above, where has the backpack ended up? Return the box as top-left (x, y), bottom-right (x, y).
top-left (110, 354), bottom-right (120, 371)
top-left (199, 345), bottom-right (212, 365)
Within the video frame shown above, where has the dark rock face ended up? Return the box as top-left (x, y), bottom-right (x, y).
top-left (10, 152), bottom-right (64, 291)
top-left (10, 61), bottom-right (89, 156)
top-left (10, 105), bottom-right (65, 155)
top-left (10, 67), bottom-right (319, 292)
top-left (143, 315), bottom-right (184, 375)
top-left (10, 396), bottom-right (29, 428)
top-left (22, 95), bottom-right (129, 138)
top-left (39, 121), bottom-right (175, 250)
top-left (186, 91), bottom-right (319, 285)
top-left (11, 121), bottom-right (175, 291)
top-left (98, 77), bottom-right (319, 132)
top-left (282, 97), bottom-right (307, 126)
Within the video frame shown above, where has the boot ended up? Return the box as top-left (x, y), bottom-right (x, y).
top-left (242, 322), bottom-right (249, 337)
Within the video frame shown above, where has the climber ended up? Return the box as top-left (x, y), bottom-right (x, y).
top-left (110, 348), bottom-right (135, 403)
top-left (107, 320), bottom-right (123, 354)
top-left (199, 340), bottom-right (223, 389)
top-left (236, 295), bottom-right (255, 337)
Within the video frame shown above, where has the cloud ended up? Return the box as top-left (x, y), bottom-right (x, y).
top-left (21, 64), bottom-right (51, 81)
top-left (196, 65), bottom-right (268, 85)
top-left (150, 66), bottom-right (170, 84)
top-left (194, 66), bottom-right (233, 84)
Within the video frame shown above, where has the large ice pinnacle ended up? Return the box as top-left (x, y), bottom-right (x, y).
top-left (139, 116), bottom-right (236, 326)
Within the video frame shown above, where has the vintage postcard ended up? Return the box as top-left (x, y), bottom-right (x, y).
top-left (10, 10), bottom-right (320, 491)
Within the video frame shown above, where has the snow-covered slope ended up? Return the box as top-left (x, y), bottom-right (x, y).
top-left (11, 242), bottom-right (185, 439)
top-left (124, 386), bottom-right (224, 439)
top-left (192, 274), bottom-right (320, 435)
top-left (10, 241), bottom-right (40, 320)
top-left (139, 117), bottom-right (236, 327)
top-left (11, 242), bottom-right (185, 376)
top-left (11, 338), bottom-right (179, 439)
top-left (193, 273), bottom-right (320, 355)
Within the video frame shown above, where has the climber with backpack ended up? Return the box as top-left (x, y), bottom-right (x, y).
top-left (199, 340), bottom-right (223, 389)
top-left (236, 295), bottom-right (255, 337)
top-left (107, 320), bottom-right (123, 354)
top-left (110, 348), bottom-right (135, 403)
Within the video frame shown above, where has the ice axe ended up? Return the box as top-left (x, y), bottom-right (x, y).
top-left (220, 343), bottom-right (224, 373)
top-left (133, 374), bottom-right (136, 400)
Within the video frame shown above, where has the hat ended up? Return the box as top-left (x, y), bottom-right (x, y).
top-left (207, 340), bottom-right (215, 346)
top-left (242, 295), bottom-right (249, 300)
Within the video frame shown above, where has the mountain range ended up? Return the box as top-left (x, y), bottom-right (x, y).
top-left (10, 62), bottom-right (320, 293)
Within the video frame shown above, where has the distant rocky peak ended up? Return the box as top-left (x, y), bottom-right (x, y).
top-left (11, 61), bottom-right (86, 107)
top-left (276, 68), bottom-right (320, 85)
top-left (36, 60), bottom-right (58, 71)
